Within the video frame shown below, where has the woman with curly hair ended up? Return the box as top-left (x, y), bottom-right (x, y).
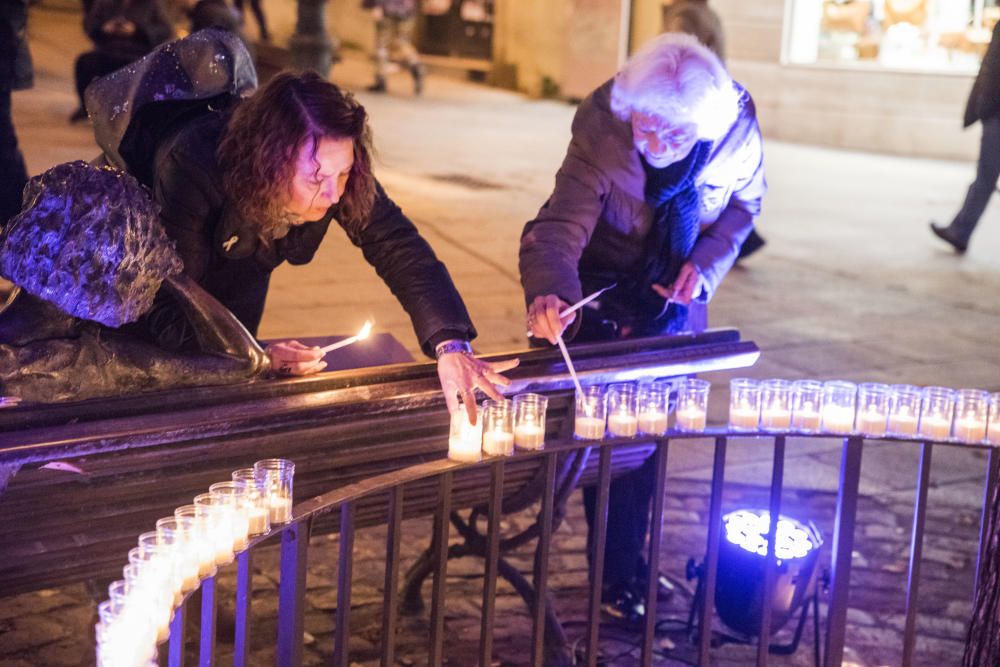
top-left (143, 70), bottom-right (514, 419)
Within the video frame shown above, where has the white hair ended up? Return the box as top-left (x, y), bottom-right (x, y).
top-left (610, 32), bottom-right (741, 141)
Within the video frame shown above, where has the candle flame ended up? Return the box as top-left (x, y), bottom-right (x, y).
top-left (357, 320), bottom-right (373, 341)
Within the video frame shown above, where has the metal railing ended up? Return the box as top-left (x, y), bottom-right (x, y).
top-left (159, 426), bottom-right (997, 667)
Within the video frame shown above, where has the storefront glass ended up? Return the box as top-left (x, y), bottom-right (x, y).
top-left (785, 0), bottom-right (999, 73)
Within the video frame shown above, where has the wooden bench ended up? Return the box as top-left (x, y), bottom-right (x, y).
top-left (0, 330), bottom-right (758, 596)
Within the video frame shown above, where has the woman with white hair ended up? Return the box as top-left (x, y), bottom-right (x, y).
top-left (519, 33), bottom-right (765, 620)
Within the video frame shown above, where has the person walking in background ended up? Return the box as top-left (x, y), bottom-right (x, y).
top-left (232, 0), bottom-right (267, 42)
top-left (70, 0), bottom-right (173, 122)
top-left (0, 0), bottom-right (32, 226)
top-left (930, 20), bottom-right (1000, 254)
top-left (364, 0), bottom-right (425, 95)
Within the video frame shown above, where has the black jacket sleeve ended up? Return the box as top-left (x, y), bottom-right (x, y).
top-left (341, 180), bottom-right (476, 357)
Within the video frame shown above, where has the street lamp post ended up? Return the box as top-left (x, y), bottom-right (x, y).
top-left (290, 0), bottom-right (339, 76)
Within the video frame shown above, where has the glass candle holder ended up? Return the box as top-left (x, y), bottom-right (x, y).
top-left (636, 380), bottom-right (671, 435)
top-left (575, 386), bottom-right (607, 440)
top-left (513, 393), bottom-right (547, 450)
top-left (990, 393), bottom-right (1000, 446)
top-left (606, 382), bottom-right (639, 438)
top-left (919, 386), bottom-right (956, 441)
top-left (729, 378), bottom-right (761, 431)
top-left (209, 481), bottom-right (252, 552)
top-left (855, 383), bottom-right (890, 437)
top-left (156, 516), bottom-right (201, 592)
top-left (136, 530), bottom-right (184, 604)
top-left (232, 468), bottom-right (271, 536)
top-left (482, 399), bottom-right (515, 457)
top-left (118, 554), bottom-right (173, 644)
top-left (254, 458), bottom-right (295, 525)
top-left (887, 384), bottom-right (921, 437)
top-left (448, 406), bottom-right (483, 462)
top-left (107, 579), bottom-right (163, 652)
top-left (791, 380), bottom-right (823, 432)
top-left (174, 505), bottom-right (218, 578)
top-left (760, 379), bottom-right (793, 431)
top-left (194, 492), bottom-right (236, 566)
top-left (675, 378), bottom-right (709, 432)
top-left (953, 389), bottom-right (989, 444)
top-left (821, 381), bottom-right (857, 435)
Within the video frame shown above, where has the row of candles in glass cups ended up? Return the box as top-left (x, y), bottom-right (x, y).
top-left (729, 378), bottom-right (1000, 444)
top-left (95, 459), bottom-right (295, 667)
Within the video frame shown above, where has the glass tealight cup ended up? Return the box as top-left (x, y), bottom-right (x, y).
top-left (575, 386), bottom-right (607, 440)
top-left (156, 516), bottom-right (201, 592)
top-left (482, 399), bottom-right (515, 457)
top-left (990, 393), bottom-right (1000, 446)
top-left (512, 393), bottom-right (547, 450)
top-left (729, 378), bottom-right (761, 431)
top-left (448, 404), bottom-right (483, 463)
top-left (209, 481), bottom-right (252, 552)
top-left (233, 468), bottom-right (271, 536)
top-left (791, 380), bottom-right (823, 432)
top-left (887, 384), bottom-right (922, 437)
top-left (759, 379), bottom-right (793, 431)
top-left (821, 381), bottom-right (857, 435)
top-left (953, 389), bottom-right (989, 444)
top-left (675, 378), bottom-right (709, 432)
top-left (637, 380), bottom-right (672, 435)
top-left (193, 492), bottom-right (236, 565)
top-left (919, 386), bottom-right (956, 442)
top-left (174, 505), bottom-right (218, 578)
top-left (254, 458), bottom-right (295, 525)
top-left (855, 383), bottom-right (890, 437)
top-left (606, 382), bottom-right (639, 438)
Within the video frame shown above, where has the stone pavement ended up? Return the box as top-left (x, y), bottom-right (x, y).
top-left (3, 2), bottom-right (1000, 665)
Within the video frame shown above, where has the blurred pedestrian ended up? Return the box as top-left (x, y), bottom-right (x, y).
top-left (520, 33), bottom-right (765, 622)
top-left (232, 0), bottom-right (267, 41)
top-left (930, 20), bottom-right (1000, 254)
top-left (0, 0), bottom-right (32, 225)
top-left (70, 0), bottom-right (173, 123)
top-left (364, 0), bottom-right (425, 95)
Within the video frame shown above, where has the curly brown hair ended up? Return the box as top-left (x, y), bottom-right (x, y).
top-left (217, 71), bottom-right (376, 240)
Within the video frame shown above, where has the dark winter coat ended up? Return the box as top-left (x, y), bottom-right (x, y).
top-left (519, 79), bottom-right (765, 337)
top-left (0, 0), bottom-right (32, 92)
top-left (965, 21), bottom-right (1000, 128)
top-left (662, 0), bottom-right (725, 62)
top-left (83, 0), bottom-right (174, 61)
top-left (142, 108), bottom-right (476, 357)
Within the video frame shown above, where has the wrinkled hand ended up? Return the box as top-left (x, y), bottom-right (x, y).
top-left (266, 340), bottom-right (327, 376)
top-left (651, 261), bottom-right (704, 306)
top-left (438, 352), bottom-right (520, 424)
top-left (526, 294), bottom-right (576, 345)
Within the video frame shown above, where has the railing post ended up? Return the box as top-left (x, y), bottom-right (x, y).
top-left (641, 439), bottom-right (670, 667)
top-left (824, 436), bottom-right (864, 667)
top-left (479, 460), bottom-right (505, 667)
top-left (756, 435), bottom-right (786, 667)
top-left (277, 518), bottom-right (312, 667)
top-left (233, 549), bottom-right (253, 667)
top-left (334, 502), bottom-right (356, 667)
top-left (429, 471), bottom-right (453, 667)
top-left (902, 441), bottom-right (933, 666)
top-left (974, 447), bottom-right (1000, 602)
top-left (531, 453), bottom-right (558, 667)
top-left (381, 487), bottom-right (403, 667)
top-left (168, 598), bottom-right (186, 667)
top-left (585, 445), bottom-right (613, 667)
top-left (199, 575), bottom-right (217, 667)
top-left (698, 436), bottom-right (728, 667)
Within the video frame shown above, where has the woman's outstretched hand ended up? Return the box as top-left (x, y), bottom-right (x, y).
top-left (526, 294), bottom-right (576, 345)
top-left (437, 351), bottom-right (519, 424)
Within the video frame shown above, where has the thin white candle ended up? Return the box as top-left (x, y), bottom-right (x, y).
top-left (555, 333), bottom-right (583, 396)
top-left (319, 320), bottom-right (374, 354)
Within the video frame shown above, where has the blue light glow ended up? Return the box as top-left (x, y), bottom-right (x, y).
top-left (723, 509), bottom-right (819, 560)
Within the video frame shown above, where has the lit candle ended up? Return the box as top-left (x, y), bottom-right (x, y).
top-left (514, 423), bottom-right (545, 449)
top-left (607, 413), bottom-right (638, 437)
top-left (793, 402), bottom-right (821, 431)
top-left (954, 414), bottom-right (987, 444)
top-left (856, 409), bottom-right (887, 437)
top-left (248, 506), bottom-right (269, 535)
top-left (482, 429), bottom-right (514, 456)
top-left (919, 414), bottom-right (952, 441)
top-left (674, 406), bottom-right (705, 432)
top-left (729, 401), bottom-right (759, 430)
top-left (269, 496), bottom-right (293, 524)
top-left (760, 408), bottom-right (791, 431)
top-left (639, 410), bottom-right (670, 434)
top-left (888, 411), bottom-right (918, 436)
top-left (822, 406), bottom-right (854, 434)
top-left (575, 415), bottom-right (606, 440)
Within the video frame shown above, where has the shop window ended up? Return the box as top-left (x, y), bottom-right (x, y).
top-left (785, 0), bottom-right (999, 72)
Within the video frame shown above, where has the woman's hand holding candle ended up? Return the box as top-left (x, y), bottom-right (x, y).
top-left (527, 294), bottom-right (577, 344)
top-left (266, 340), bottom-right (326, 376)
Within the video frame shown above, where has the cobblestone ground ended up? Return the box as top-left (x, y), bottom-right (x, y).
top-left (0, 469), bottom-right (977, 666)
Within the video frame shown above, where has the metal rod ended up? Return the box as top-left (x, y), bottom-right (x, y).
top-left (641, 439), bottom-right (670, 667)
top-left (168, 598), bottom-right (186, 667)
top-left (698, 436), bottom-right (728, 666)
top-left (586, 445), bottom-right (613, 667)
top-left (429, 471), bottom-right (453, 667)
top-left (824, 436), bottom-right (864, 667)
top-left (531, 452), bottom-right (558, 667)
top-left (233, 549), bottom-right (253, 667)
top-left (334, 502), bottom-right (356, 667)
top-left (198, 574), bottom-right (217, 667)
top-left (381, 487), bottom-right (403, 667)
top-left (757, 435), bottom-right (786, 667)
top-left (277, 519), bottom-right (312, 667)
top-left (479, 460), bottom-right (506, 667)
top-left (974, 447), bottom-right (1000, 602)
top-left (902, 441), bottom-right (933, 666)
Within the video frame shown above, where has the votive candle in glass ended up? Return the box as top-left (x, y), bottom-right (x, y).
top-left (606, 382), bottom-right (639, 437)
top-left (821, 381), bottom-right (857, 435)
top-left (791, 380), bottom-right (823, 432)
top-left (209, 481), bottom-right (252, 552)
top-left (637, 380), bottom-right (671, 435)
top-left (174, 505), bottom-right (217, 578)
top-left (990, 393), bottom-right (1000, 446)
top-left (513, 393), bottom-right (547, 450)
top-left (729, 378), bottom-right (761, 431)
top-left (193, 492), bottom-right (236, 566)
top-left (232, 468), bottom-right (270, 536)
top-left (155, 516), bottom-right (200, 592)
top-left (919, 386), bottom-right (956, 441)
top-left (448, 405), bottom-right (483, 462)
top-left (760, 379), bottom-right (793, 431)
top-left (855, 383), bottom-right (890, 437)
top-left (254, 458), bottom-right (295, 524)
top-left (675, 378), bottom-right (710, 432)
top-left (888, 384), bottom-right (921, 437)
top-left (482, 399), bottom-right (515, 457)
top-left (575, 386), bottom-right (607, 440)
top-left (953, 389), bottom-right (989, 444)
